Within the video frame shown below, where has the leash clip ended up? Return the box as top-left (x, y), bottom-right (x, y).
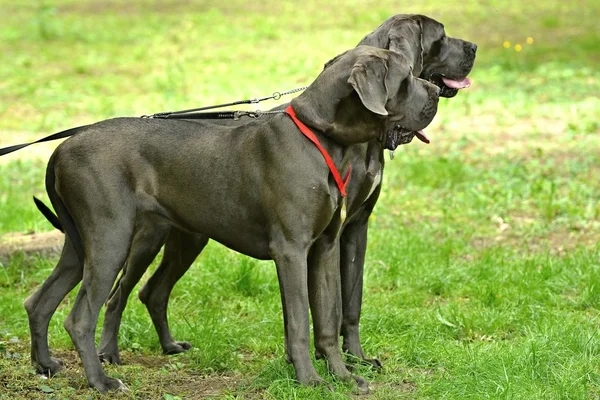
top-left (142, 112), bottom-right (171, 119)
top-left (234, 111), bottom-right (262, 120)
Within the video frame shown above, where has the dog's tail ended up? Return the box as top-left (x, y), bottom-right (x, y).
top-left (45, 152), bottom-right (85, 264)
top-left (33, 196), bottom-right (63, 232)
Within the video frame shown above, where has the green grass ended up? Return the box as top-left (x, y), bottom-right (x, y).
top-left (1, 0), bottom-right (600, 398)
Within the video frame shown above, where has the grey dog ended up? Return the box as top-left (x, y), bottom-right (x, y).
top-left (24, 45), bottom-right (441, 393)
top-left (76, 14), bottom-right (475, 369)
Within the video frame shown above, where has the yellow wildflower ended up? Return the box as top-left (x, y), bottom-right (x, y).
top-left (526, 37), bottom-right (534, 44)
top-left (503, 41), bottom-right (511, 48)
top-left (514, 44), bottom-right (522, 52)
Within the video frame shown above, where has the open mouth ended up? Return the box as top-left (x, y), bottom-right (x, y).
top-left (385, 72), bottom-right (472, 150)
top-left (386, 72), bottom-right (473, 149)
top-left (384, 125), bottom-right (430, 150)
top-left (429, 73), bottom-right (472, 98)
top-left (397, 125), bottom-right (430, 144)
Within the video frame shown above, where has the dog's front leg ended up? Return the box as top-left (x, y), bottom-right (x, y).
top-left (309, 235), bottom-right (369, 393)
top-left (271, 245), bottom-right (327, 387)
top-left (138, 230), bottom-right (209, 354)
top-left (99, 219), bottom-right (170, 365)
top-left (340, 206), bottom-right (382, 369)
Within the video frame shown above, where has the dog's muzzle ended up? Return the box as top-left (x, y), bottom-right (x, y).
top-left (382, 125), bottom-right (430, 150)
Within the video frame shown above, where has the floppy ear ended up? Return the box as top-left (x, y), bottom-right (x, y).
top-left (388, 18), bottom-right (424, 76)
top-left (347, 56), bottom-right (389, 116)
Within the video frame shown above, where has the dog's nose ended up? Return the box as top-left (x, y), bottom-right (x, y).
top-left (469, 43), bottom-right (477, 53)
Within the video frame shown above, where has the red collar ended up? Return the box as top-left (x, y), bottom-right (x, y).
top-left (285, 105), bottom-right (351, 197)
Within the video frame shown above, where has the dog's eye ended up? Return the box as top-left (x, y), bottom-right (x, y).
top-left (430, 38), bottom-right (443, 55)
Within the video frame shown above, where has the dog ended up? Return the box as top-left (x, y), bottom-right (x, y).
top-left (32, 14), bottom-right (477, 370)
top-left (24, 45), bottom-right (441, 393)
top-left (339, 13), bottom-right (476, 367)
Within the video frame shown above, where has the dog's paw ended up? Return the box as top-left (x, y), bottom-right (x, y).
top-left (34, 357), bottom-right (64, 376)
top-left (98, 352), bottom-right (123, 365)
top-left (305, 376), bottom-right (334, 392)
top-left (163, 341), bottom-right (192, 355)
top-left (363, 357), bottom-right (382, 370)
top-left (92, 377), bottom-right (128, 394)
top-left (296, 370), bottom-right (334, 391)
top-left (175, 341), bottom-right (192, 351)
top-left (344, 350), bottom-right (383, 371)
top-left (352, 374), bottom-right (370, 395)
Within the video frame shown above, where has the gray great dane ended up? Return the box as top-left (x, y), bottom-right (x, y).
top-left (31, 13), bottom-right (477, 371)
top-left (24, 45), bottom-right (441, 393)
top-left (86, 14), bottom-right (477, 367)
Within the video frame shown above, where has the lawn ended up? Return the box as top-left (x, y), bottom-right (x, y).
top-left (1, 0), bottom-right (600, 399)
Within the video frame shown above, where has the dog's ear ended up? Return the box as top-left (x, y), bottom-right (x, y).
top-left (388, 17), bottom-right (424, 77)
top-left (385, 52), bottom-right (414, 98)
top-left (348, 55), bottom-right (389, 116)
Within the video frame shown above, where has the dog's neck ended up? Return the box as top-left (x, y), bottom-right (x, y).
top-left (290, 67), bottom-right (386, 147)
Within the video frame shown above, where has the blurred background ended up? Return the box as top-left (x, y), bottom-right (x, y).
top-left (1, 1), bottom-right (599, 399)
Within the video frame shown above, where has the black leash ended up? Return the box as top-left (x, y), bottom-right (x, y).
top-left (0, 125), bottom-right (90, 157)
top-left (143, 109), bottom-right (286, 121)
top-left (0, 86), bottom-right (307, 157)
top-left (141, 86), bottom-right (307, 119)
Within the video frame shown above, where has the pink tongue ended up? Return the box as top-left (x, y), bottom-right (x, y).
top-left (415, 130), bottom-right (430, 144)
top-left (442, 77), bottom-right (472, 89)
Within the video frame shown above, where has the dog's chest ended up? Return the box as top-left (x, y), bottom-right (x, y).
top-left (367, 170), bottom-right (382, 199)
top-left (362, 147), bottom-right (384, 201)
top-left (343, 144), bottom-right (384, 222)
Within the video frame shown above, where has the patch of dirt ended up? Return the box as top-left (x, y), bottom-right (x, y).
top-left (370, 379), bottom-right (417, 394)
top-left (162, 374), bottom-right (242, 400)
top-left (119, 351), bottom-right (173, 369)
top-left (471, 223), bottom-right (600, 256)
top-left (0, 340), bottom-right (243, 399)
top-left (0, 231), bottom-right (64, 261)
top-left (428, 114), bottom-right (600, 163)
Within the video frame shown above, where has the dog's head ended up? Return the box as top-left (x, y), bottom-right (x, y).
top-left (293, 46), bottom-right (440, 150)
top-left (358, 14), bottom-right (477, 99)
top-left (417, 15), bottom-right (477, 98)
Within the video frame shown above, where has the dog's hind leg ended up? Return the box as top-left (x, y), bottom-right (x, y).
top-left (24, 235), bottom-right (82, 376)
top-left (62, 208), bottom-right (135, 393)
top-left (64, 241), bottom-right (133, 391)
top-left (308, 235), bottom-right (369, 394)
top-left (138, 229), bottom-right (208, 355)
top-left (98, 218), bottom-right (170, 365)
